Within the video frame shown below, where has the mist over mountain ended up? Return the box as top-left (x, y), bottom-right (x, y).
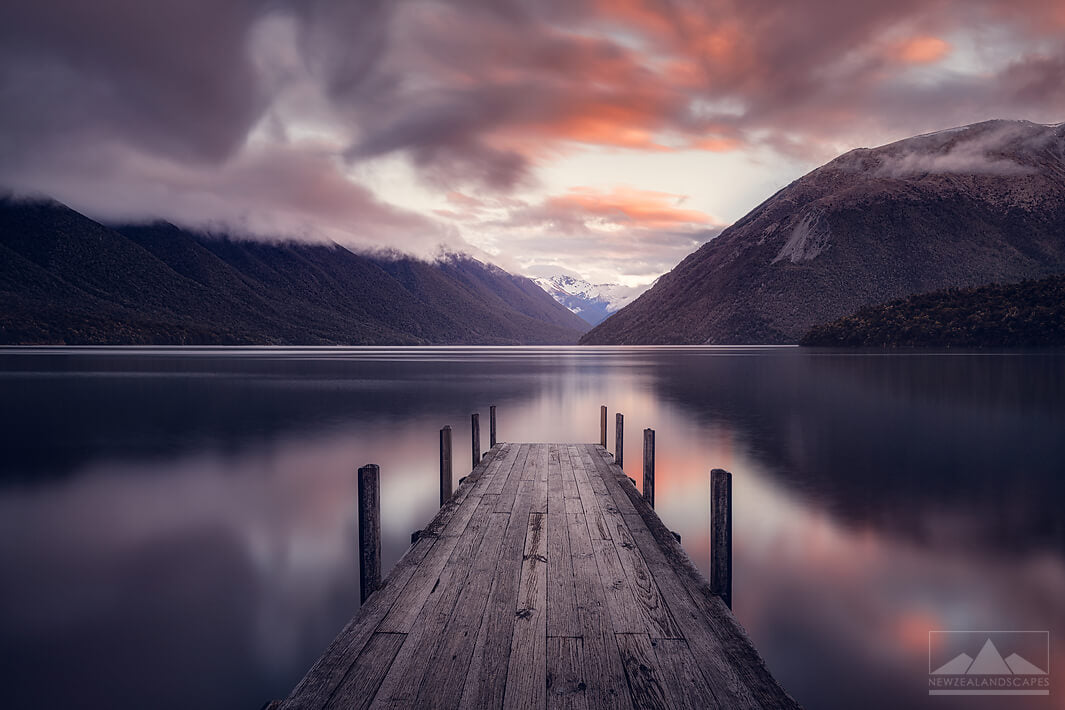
top-left (0, 198), bottom-right (588, 345)
top-left (581, 120), bottom-right (1065, 345)
top-left (532, 274), bottom-right (642, 325)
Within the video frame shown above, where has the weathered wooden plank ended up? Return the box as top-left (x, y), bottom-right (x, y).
top-left (614, 633), bottom-right (670, 710)
top-left (281, 535), bottom-right (436, 709)
top-left (524, 444), bottom-right (549, 514)
top-left (585, 447), bottom-right (682, 640)
top-left (376, 532), bottom-right (463, 634)
top-left (624, 521), bottom-right (765, 707)
top-left (458, 475), bottom-right (535, 710)
top-left (503, 512), bottom-right (548, 710)
top-left (609, 522), bottom-right (682, 639)
top-left (560, 444), bottom-right (580, 499)
top-left (483, 442), bottom-right (521, 495)
top-left (494, 444), bottom-right (531, 512)
top-left (598, 447), bottom-right (800, 709)
top-left (322, 632), bottom-right (406, 710)
top-left (423, 443), bottom-right (508, 537)
top-left (547, 446), bottom-right (579, 638)
top-left (547, 637), bottom-right (588, 710)
top-left (568, 445), bottom-right (611, 541)
top-left (589, 446), bottom-right (638, 516)
top-left (651, 638), bottom-right (723, 710)
top-left (579, 446), bottom-right (629, 535)
top-left (370, 494), bottom-right (499, 708)
top-left (286, 442), bottom-right (797, 710)
top-left (566, 511), bottom-right (633, 710)
top-left (412, 511), bottom-right (511, 709)
top-left (591, 537), bottom-right (648, 635)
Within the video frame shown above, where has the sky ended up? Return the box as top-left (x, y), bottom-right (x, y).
top-left (1, 0), bottom-right (1064, 287)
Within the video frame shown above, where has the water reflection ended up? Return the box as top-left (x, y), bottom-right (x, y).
top-left (0, 347), bottom-right (1062, 709)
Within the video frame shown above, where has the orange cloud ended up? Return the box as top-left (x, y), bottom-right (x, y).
top-left (548, 186), bottom-right (717, 229)
top-left (895, 36), bottom-right (951, 64)
top-left (692, 136), bottom-right (742, 152)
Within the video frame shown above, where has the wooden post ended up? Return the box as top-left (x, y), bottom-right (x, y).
top-left (600, 405), bottom-right (607, 447)
top-left (490, 405), bottom-right (497, 448)
top-left (471, 412), bottom-right (480, 469)
top-left (710, 468), bottom-right (733, 609)
top-left (615, 413), bottom-right (624, 467)
top-left (643, 428), bottom-right (655, 507)
top-left (357, 464), bottom-right (381, 604)
top-left (439, 425), bottom-right (452, 506)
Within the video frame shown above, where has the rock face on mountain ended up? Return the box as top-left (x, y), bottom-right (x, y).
top-left (0, 198), bottom-right (589, 345)
top-left (581, 120), bottom-right (1065, 344)
top-left (533, 274), bottom-right (640, 325)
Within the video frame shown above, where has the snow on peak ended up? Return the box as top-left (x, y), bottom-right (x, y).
top-left (533, 274), bottom-right (642, 325)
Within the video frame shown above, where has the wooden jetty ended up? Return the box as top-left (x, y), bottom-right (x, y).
top-left (272, 412), bottom-right (799, 709)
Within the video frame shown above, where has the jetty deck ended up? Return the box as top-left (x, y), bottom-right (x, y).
top-left (276, 442), bottom-right (799, 709)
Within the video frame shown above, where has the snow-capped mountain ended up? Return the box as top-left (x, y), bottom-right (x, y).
top-left (582, 119), bottom-right (1065, 344)
top-left (533, 274), bottom-right (641, 325)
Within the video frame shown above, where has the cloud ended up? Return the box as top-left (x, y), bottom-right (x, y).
top-left (3, 139), bottom-right (460, 255)
top-left (437, 185), bottom-right (721, 284)
top-left (2, 0), bottom-right (1065, 277)
top-left (871, 120), bottom-right (1051, 177)
top-left (894, 36), bottom-right (952, 64)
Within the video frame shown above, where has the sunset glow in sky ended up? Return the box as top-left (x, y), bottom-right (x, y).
top-left (2, 0), bottom-right (1064, 286)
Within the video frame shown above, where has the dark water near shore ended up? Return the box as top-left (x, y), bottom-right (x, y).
top-left (1, 346), bottom-right (1063, 710)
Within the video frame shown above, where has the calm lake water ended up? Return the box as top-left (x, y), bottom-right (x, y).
top-left (1, 346), bottom-right (1063, 709)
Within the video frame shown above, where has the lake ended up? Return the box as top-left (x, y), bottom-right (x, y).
top-left (1, 346), bottom-right (1063, 709)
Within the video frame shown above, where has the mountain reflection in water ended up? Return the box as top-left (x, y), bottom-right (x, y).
top-left (0, 347), bottom-right (1062, 710)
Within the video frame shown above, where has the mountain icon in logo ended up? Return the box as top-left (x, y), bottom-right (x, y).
top-left (932, 638), bottom-right (1047, 675)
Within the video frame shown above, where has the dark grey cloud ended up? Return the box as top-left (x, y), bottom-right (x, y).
top-left (2, 0), bottom-right (1065, 263)
top-left (0, 0), bottom-right (272, 165)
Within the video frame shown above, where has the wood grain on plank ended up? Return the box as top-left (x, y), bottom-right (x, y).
top-left (322, 632), bottom-right (406, 710)
top-left (596, 446), bottom-right (800, 709)
top-left (547, 445), bottom-right (580, 638)
top-left (547, 637), bottom-right (588, 710)
top-left (370, 494), bottom-right (499, 709)
top-left (651, 638), bottom-right (723, 710)
top-left (412, 511), bottom-right (511, 709)
top-left (569, 446), bottom-right (611, 541)
top-left (567, 508), bottom-right (634, 710)
top-left (458, 473), bottom-right (535, 710)
top-left (494, 444), bottom-right (532, 512)
top-left (281, 533), bottom-right (437, 709)
top-left (503, 511), bottom-right (549, 710)
top-left (614, 633), bottom-right (671, 710)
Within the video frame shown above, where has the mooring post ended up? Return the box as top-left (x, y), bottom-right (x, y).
top-left (615, 413), bottom-right (624, 467)
top-left (490, 405), bottom-right (497, 448)
top-left (357, 464), bottom-right (381, 605)
top-left (471, 412), bottom-right (480, 468)
top-left (440, 425), bottom-right (452, 506)
top-left (710, 468), bottom-right (733, 609)
top-left (643, 428), bottom-right (655, 507)
top-left (600, 405), bottom-right (607, 447)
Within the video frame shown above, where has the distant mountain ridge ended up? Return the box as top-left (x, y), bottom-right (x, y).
top-left (581, 119), bottom-right (1065, 344)
top-left (801, 274), bottom-right (1065, 347)
top-left (533, 274), bottom-right (640, 325)
top-left (0, 198), bottom-right (589, 345)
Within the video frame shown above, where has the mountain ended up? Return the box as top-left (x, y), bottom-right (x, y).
top-left (533, 274), bottom-right (640, 325)
top-left (0, 198), bottom-right (589, 345)
top-left (581, 120), bottom-right (1065, 344)
top-left (801, 274), bottom-right (1065, 347)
